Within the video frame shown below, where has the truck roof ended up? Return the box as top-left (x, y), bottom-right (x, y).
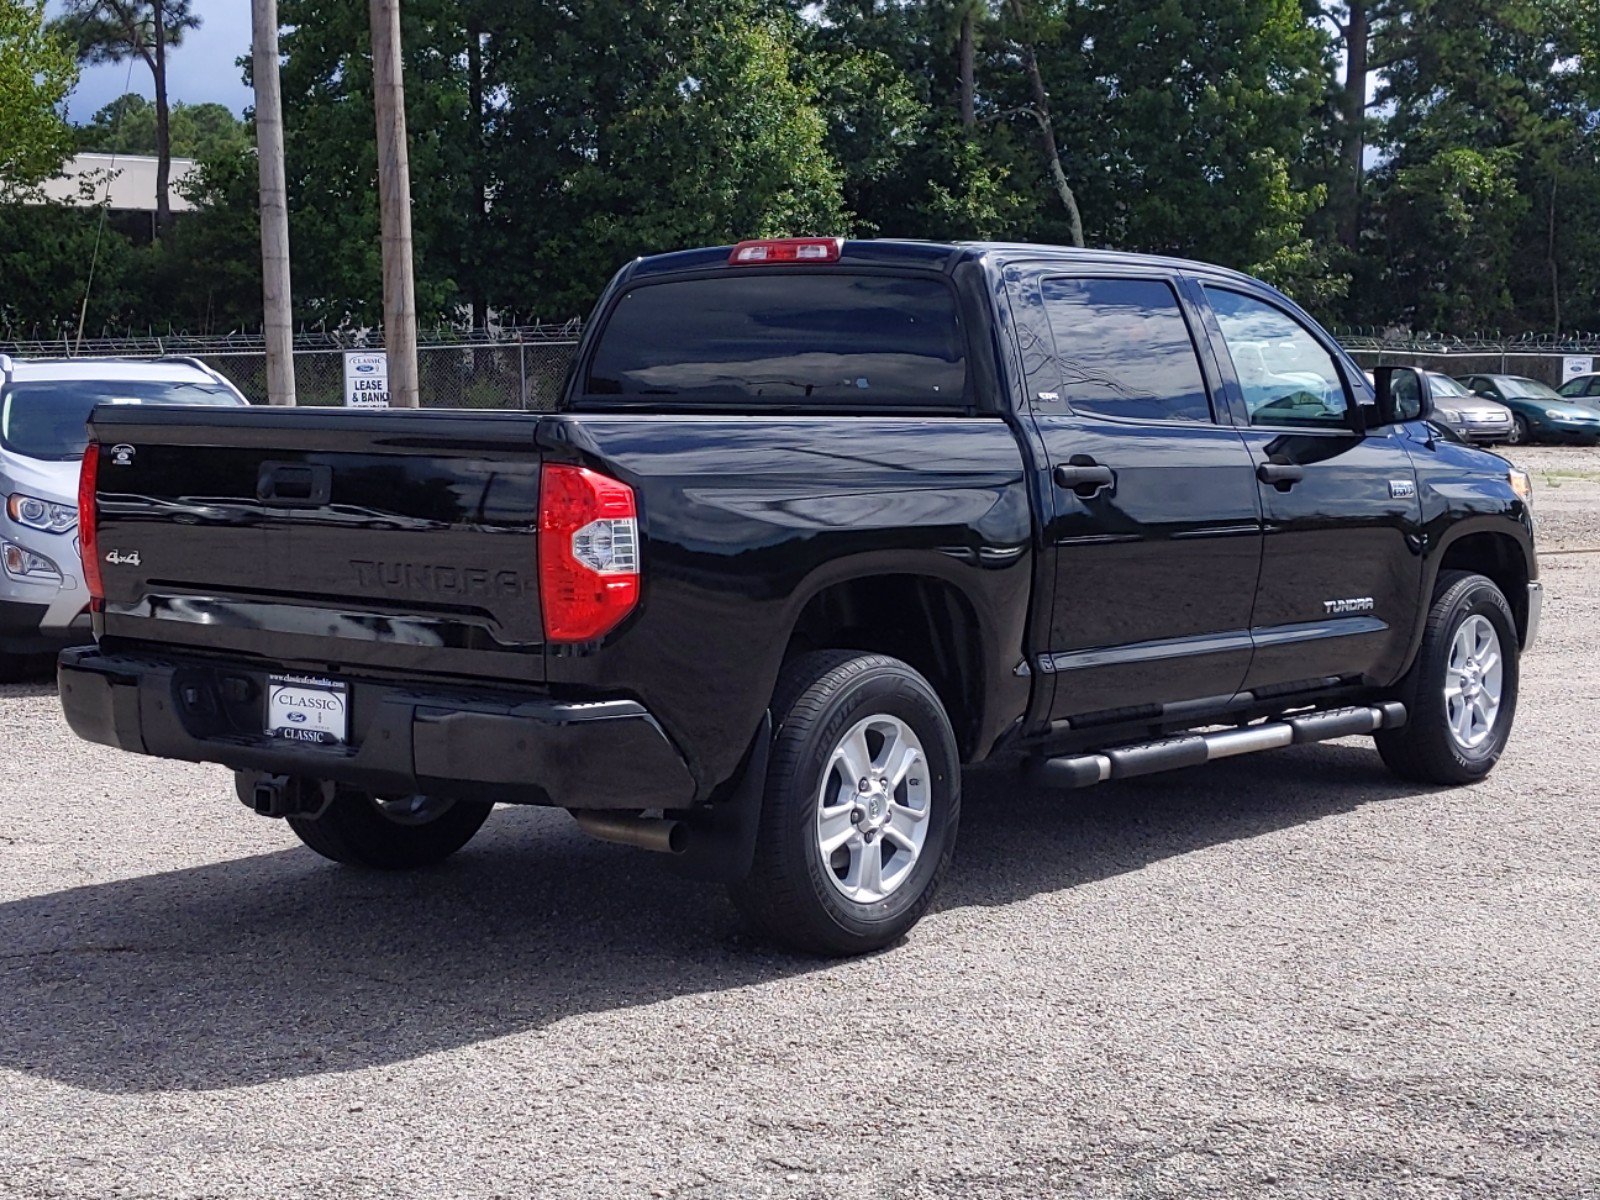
top-left (619, 238), bottom-right (1264, 288)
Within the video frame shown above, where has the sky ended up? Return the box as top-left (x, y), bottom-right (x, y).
top-left (53, 0), bottom-right (253, 124)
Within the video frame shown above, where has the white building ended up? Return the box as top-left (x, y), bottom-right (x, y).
top-left (35, 153), bottom-right (198, 215)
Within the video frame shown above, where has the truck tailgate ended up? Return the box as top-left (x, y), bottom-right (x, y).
top-left (86, 405), bottom-right (545, 682)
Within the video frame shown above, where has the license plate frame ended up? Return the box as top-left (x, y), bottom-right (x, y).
top-left (266, 674), bottom-right (350, 746)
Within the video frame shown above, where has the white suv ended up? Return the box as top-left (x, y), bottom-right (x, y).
top-left (0, 355), bottom-right (248, 669)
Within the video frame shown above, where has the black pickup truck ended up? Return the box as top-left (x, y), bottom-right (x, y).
top-left (59, 238), bottom-right (1541, 955)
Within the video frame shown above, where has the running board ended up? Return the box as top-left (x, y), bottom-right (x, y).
top-left (1027, 702), bottom-right (1408, 790)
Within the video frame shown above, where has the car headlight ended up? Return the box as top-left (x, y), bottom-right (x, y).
top-left (6, 493), bottom-right (77, 533)
top-left (0, 538), bottom-right (62, 581)
top-left (1509, 469), bottom-right (1533, 510)
top-left (1436, 406), bottom-right (1463, 422)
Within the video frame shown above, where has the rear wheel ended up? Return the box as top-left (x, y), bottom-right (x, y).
top-left (730, 651), bottom-right (960, 956)
top-left (1377, 571), bottom-right (1519, 784)
top-left (288, 788), bottom-right (492, 869)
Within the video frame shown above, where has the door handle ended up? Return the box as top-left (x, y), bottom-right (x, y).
top-left (1256, 461), bottom-right (1305, 491)
top-left (1054, 462), bottom-right (1115, 497)
top-left (257, 461), bottom-right (332, 506)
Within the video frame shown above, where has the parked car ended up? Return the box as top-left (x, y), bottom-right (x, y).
top-left (59, 240), bottom-right (1539, 955)
top-left (1458, 373), bottom-right (1600, 444)
top-left (1556, 372), bottom-right (1600, 402)
top-left (1421, 372), bottom-right (1516, 444)
top-left (0, 356), bottom-right (247, 669)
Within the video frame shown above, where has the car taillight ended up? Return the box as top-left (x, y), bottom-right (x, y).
top-left (78, 442), bottom-right (103, 606)
top-left (729, 237), bottom-right (843, 265)
top-left (538, 463), bottom-right (639, 642)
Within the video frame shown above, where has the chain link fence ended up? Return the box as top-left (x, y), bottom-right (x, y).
top-left (0, 325), bottom-right (584, 410)
top-left (6, 323), bottom-right (1598, 402)
top-left (1337, 330), bottom-right (1600, 387)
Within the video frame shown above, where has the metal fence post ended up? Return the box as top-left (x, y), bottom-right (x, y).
top-left (518, 340), bottom-right (528, 410)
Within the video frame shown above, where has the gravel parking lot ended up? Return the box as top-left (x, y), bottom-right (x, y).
top-left (2, 446), bottom-right (1597, 1200)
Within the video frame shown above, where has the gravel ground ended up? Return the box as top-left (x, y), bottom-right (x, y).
top-left (2, 449), bottom-right (1598, 1199)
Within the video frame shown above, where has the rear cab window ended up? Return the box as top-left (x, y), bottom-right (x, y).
top-left (581, 273), bottom-right (968, 410)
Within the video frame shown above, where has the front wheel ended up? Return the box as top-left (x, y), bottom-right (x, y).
top-left (1507, 415), bottom-right (1529, 445)
top-left (288, 788), bottom-right (493, 869)
top-left (729, 651), bottom-right (960, 956)
top-left (1377, 571), bottom-right (1520, 784)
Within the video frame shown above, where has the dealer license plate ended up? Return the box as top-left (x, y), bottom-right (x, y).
top-left (266, 674), bottom-right (349, 745)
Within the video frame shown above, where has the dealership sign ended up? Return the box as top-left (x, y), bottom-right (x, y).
top-left (1562, 355), bottom-right (1594, 384)
top-left (343, 351), bottom-right (390, 408)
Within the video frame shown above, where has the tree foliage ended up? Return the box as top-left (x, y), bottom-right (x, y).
top-left (77, 93), bottom-right (251, 160)
top-left (6, 0), bottom-right (1600, 338)
top-left (0, 0), bottom-right (78, 200)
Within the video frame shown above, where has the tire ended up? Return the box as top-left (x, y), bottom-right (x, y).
top-left (1377, 571), bottom-right (1519, 785)
top-left (288, 788), bottom-right (493, 869)
top-left (1507, 415), bottom-right (1529, 445)
top-left (729, 651), bottom-right (960, 957)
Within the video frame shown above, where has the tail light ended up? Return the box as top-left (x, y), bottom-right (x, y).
top-left (729, 237), bottom-right (843, 265)
top-left (78, 442), bottom-right (103, 606)
top-left (538, 464), bottom-right (639, 642)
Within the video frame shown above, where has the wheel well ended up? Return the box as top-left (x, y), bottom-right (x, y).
top-left (785, 575), bottom-right (983, 758)
top-left (1438, 533), bottom-right (1531, 644)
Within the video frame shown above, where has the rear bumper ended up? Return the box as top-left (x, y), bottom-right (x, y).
top-left (57, 646), bottom-right (697, 810)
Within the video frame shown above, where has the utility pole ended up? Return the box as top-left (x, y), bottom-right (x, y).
top-left (252, 0), bottom-right (296, 405)
top-left (370, 0), bottom-right (420, 407)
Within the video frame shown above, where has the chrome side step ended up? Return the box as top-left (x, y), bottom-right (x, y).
top-left (1027, 702), bottom-right (1408, 790)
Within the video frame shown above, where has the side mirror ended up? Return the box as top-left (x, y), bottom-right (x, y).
top-left (1370, 366), bottom-right (1433, 427)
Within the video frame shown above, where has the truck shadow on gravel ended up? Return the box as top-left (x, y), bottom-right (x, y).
top-left (0, 742), bottom-right (1425, 1094)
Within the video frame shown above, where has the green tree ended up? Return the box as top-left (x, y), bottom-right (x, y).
top-left (0, 0), bottom-right (78, 199)
top-left (0, 205), bottom-right (139, 336)
top-left (275, 0), bottom-right (479, 325)
top-left (79, 94), bottom-right (251, 161)
top-left (53, 0), bottom-right (201, 241)
top-left (1364, 0), bottom-right (1599, 330)
top-left (805, 1), bottom-right (1032, 242)
top-left (1012, 0), bottom-right (1337, 296)
top-left (275, 0), bottom-right (849, 323)
top-left (486, 1), bottom-right (847, 317)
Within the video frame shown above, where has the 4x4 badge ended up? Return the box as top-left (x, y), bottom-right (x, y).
top-left (105, 550), bottom-right (141, 567)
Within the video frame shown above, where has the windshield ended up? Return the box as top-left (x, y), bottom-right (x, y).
top-left (585, 273), bottom-right (966, 407)
top-left (1498, 377), bottom-right (1563, 401)
top-left (1427, 374), bottom-right (1473, 398)
top-left (0, 378), bottom-right (241, 461)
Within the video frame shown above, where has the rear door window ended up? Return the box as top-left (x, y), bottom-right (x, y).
top-left (1037, 277), bottom-right (1213, 423)
top-left (584, 273), bottom-right (966, 408)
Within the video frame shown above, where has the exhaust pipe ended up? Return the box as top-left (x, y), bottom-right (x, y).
top-left (572, 810), bottom-right (688, 855)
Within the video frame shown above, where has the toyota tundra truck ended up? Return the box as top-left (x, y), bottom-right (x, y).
top-left (58, 238), bottom-right (1541, 956)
